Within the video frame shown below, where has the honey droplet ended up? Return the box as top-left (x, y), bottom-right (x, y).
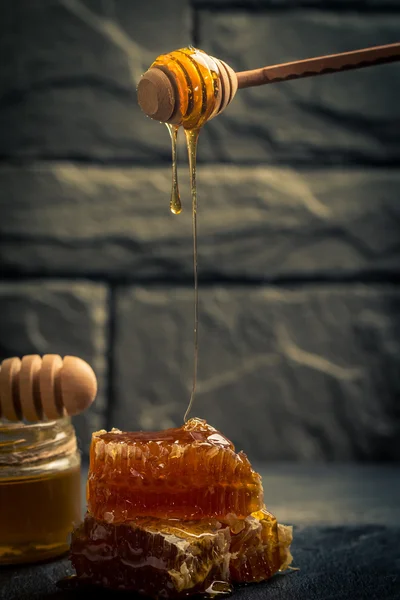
top-left (170, 200), bottom-right (182, 215)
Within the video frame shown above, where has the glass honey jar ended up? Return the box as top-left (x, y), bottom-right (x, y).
top-left (0, 418), bottom-right (81, 565)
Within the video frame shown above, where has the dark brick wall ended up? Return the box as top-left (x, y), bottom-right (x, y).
top-left (0, 0), bottom-right (399, 461)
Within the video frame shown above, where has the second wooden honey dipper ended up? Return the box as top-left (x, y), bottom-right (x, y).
top-left (0, 354), bottom-right (97, 422)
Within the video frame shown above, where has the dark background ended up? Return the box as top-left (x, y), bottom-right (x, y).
top-left (0, 0), bottom-right (399, 462)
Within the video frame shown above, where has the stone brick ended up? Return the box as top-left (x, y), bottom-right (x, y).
top-left (112, 284), bottom-right (400, 461)
top-left (0, 281), bottom-right (108, 452)
top-left (197, 11), bottom-right (400, 164)
top-left (0, 0), bottom-right (190, 161)
top-left (1, 164), bottom-right (399, 280)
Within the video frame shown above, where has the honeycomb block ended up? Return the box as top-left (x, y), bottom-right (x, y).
top-left (69, 511), bottom-right (293, 597)
top-left (87, 418), bottom-right (263, 523)
top-left (70, 419), bottom-right (293, 598)
top-left (70, 514), bottom-right (231, 597)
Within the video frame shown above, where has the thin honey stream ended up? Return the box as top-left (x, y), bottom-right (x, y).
top-left (166, 124), bottom-right (200, 423)
top-left (184, 128), bottom-right (200, 423)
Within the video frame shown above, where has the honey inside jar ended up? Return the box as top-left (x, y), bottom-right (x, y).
top-left (0, 418), bottom-right (81, 565)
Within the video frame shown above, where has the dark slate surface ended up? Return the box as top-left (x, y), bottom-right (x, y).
top-left (1, 465), bottom-right (400, 600)
top-left (1, 526), bottom-right (399, 600)
top-left (112, 285), bottom-right (400, 461)
top-left (0, 282), bottom-right (108, 450)
top-left (198, 10), bottom-right (400, 164)
top-left (1, 165), bottom-right (400, 280)
top-left (0, 0), bottom-right (190, 161)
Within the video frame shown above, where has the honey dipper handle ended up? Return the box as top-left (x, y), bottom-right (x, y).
top-left (236, 42), bottom-right (400, 89)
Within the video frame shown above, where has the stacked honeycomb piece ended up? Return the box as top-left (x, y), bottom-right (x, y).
top-left (70, 418), bottom-right (293, 597)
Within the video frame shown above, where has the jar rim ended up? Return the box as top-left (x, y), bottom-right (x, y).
top-left (0, 418), bottom-right (66, 433)
top-left (0, 418), bottom-right (77, 467)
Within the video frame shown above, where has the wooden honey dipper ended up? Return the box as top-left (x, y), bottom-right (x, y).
top-left (137, 42), bottom-right (400, 128)
top-left (0, 355), bottom-right (97, 422)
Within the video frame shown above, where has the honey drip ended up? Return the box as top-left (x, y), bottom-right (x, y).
top-left (166, 124), bottom-right (182, 215)
top-left (184, 128), bottom-right (200, 423)
top-left (152, 47), bottom-right (221, 423)
top-left (164, 123), bottom-right (200, 422)
top-left (152, 48), bottom-right (221, 422)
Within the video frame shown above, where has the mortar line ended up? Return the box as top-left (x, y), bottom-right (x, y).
top-left (1, 273), bottom-right (400, 287)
